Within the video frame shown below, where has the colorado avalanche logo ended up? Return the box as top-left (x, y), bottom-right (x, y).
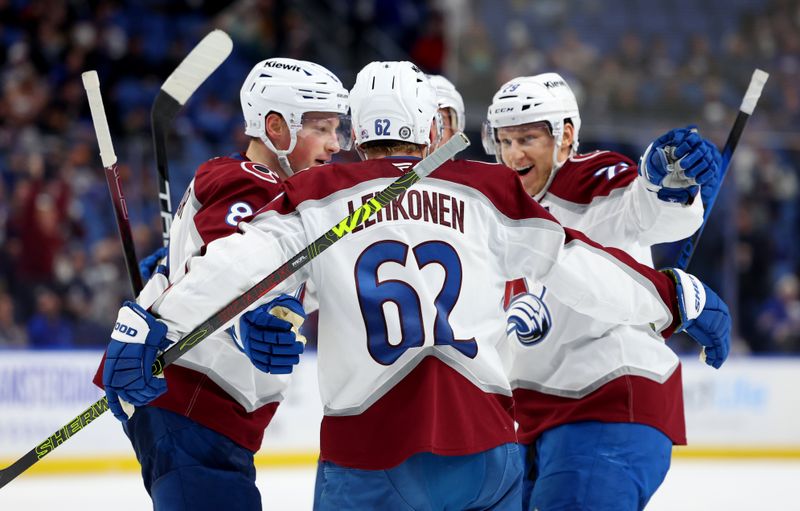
top-left (504, 280), bottom-right (552, 346)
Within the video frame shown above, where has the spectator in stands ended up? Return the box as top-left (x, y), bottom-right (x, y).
top-left (757, 273), bottom-right (800, 352)
top-left (0, 291), bottom-right (27, 348)
top-left (0, 0), bottom-right (798, 356)
top-left (26, 286), bottom-right (74, 349)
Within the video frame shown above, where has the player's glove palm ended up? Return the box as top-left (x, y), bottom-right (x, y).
top-left (103, 301), bottom-right (171, 421)
top-left (640, 126), bottom-right (721, 204)
top-left (232, 295), bottom-right (306, 374)
top-left (663, 268), bottom-right (731, 369)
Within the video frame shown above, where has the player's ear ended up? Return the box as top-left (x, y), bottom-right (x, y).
top-left (562, 122), bottom-right (575, 148)
top-left (265, 113), bottom-right (290, 150)
top-left (266, 112), bottom-right (288, 137)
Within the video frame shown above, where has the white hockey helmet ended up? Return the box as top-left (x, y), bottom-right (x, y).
top-left (427, 74), bottom-right (465, 132)
top-left (349, 61), bottom-right (440, 152)
top-left (483, 72), bottom-right (581, 166)
top-left (240, 57), bottom-right (351, 175)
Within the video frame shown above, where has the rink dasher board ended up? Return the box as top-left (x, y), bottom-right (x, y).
top-left (0, 351), bottom-right (799, 474)
top-left (0, 350), bottom-right (322, 463)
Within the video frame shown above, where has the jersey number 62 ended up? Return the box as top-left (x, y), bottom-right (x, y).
top-left (355, 240), bottom-right (477, 365)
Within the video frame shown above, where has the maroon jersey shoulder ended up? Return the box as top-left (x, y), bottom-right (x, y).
top-left (438, 159), bottom-right (554, 221)
top-left (194, 156), bottom-right (283, 204)
top-left (273, 158), bottom-right (554, 223)
top-left (547, 150), bottom-right (638, 205)
top-left (191, 156), bottom-right (284, 244)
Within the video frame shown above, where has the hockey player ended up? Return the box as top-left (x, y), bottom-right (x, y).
top-left (96, 57), bottom-right (350, 510)
top-left (103, 61), bottom-right (730, 510)
top-left (428, 74), bottom-right (465, 145)
top-left (483, 73), bottom-right (728, 510)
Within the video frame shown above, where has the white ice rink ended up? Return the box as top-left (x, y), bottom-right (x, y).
top-left (1, 459), bottom-right (800, 510)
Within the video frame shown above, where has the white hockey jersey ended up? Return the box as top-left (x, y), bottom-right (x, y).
top-left (149, 157), bottom-right (684, 469)
top-left (503, 150), bottom-right (703, 445)
top-left (94, 153), bottom-right (291, 451)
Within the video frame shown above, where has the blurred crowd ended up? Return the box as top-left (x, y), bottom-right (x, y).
top-left (1, 0), bottom-right (798, 354)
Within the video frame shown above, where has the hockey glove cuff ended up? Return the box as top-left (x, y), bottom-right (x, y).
top-left (103, 301), bottom-right (171, 422)
top-left (663, 268), bottom-right (731, 369)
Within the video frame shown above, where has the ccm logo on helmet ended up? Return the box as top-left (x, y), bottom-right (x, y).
top-left (114, 322), bottom-right (138, 337)
top-left (493, 107), bottom-right (514, 113)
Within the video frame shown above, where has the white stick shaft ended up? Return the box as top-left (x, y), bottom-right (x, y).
top-left (81, 71), bottom-right (117, 168)
top-left (415, 133), bottom-right (470, 178)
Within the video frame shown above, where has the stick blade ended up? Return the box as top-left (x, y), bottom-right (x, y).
top-left (161, 29), bottom-right (233, 105)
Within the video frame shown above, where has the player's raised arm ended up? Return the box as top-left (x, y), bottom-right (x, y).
top-left (483, 75), bottom-right (722, 249)
top-left (496, 170), bottom-right (730, 365)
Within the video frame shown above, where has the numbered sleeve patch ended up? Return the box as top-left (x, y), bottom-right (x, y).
top-left (226, 202), bottom-right (254, 226)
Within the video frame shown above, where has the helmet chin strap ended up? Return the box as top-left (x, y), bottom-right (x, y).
top-left (277, 154), bottom-right (294, 176)
top-left (259, 130), bottom-right (298, 177)
top-left (535, 126), bottom-right (572, 201)
top-left (551, 139), bottom-right (563, 172)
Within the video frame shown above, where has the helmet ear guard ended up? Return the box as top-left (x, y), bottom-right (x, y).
top-left (431, 109), bottom-right (444, 149)
top-left (481, 120), bottom-right (498, 157)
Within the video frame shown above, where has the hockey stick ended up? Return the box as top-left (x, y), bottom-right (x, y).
top-left (82, 71), bottom-right (144, 296)
top-left (151, 29), bottom-right (233, 247)
top-left (0, 133), bottom-right (470, 490)
top-left (673, 69), bottom-right (769, 270)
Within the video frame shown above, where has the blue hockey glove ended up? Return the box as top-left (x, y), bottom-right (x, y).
top-left (698, 145), bottom-right (722, 207)
top-left (505, 292), bottom-right (552, 345)
top-left (663, 268), bottom-right (731, 369)
top-left (232, 294), bottom-right (306, 374)
top-left (103, 301), bottom-right (171, 421)
top-left (640, 126), bottom-right (721, 204)
top-left (139, 246), bottom-right (169, 282)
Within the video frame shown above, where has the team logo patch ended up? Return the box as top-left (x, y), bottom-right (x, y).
top-left (504, 281), bottom-right (553, 346)
top-left (360, 128), bottom-right (369, 140)
top-left (398, 126), bottom-right (411, 139)
top-left (240, 162), bottom-right (279, 184)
